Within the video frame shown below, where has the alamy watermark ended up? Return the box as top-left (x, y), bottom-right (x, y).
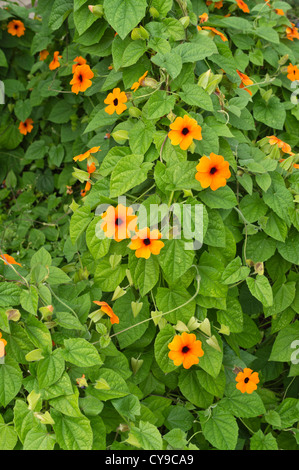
top-left (290, 340), bottom-right (299, 365)
top-left (291, 80), bottom-right (299, 105)
top-left (95, 196), bottom-right (204, 251)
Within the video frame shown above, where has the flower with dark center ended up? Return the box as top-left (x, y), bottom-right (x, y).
top-left (195, 153), bottom-right (231, 191)
top-left (168, 332), bottom-right (204, 369)
top-left (235, 368), bottom-right (259, 394)
top-left (70, 64), bottom-right (94, 94)
top-left (168, 115), bottom-right (202, 150)
top-left (101, 204), bottom-right (137, 242)
top-left (18, 118), bottom-right (34, 136)
top-left (129, 227), bottom-right (164, 259)
top-left (7, 20), bottom-right (25, 37)
top-left (104, 88), bottom-right (128, 115)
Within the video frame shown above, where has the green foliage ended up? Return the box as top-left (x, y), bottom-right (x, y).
top-left (0, 0), bottom-right (298, 452)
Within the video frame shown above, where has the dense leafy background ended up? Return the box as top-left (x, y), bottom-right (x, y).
top-left (0, 0), bottom-right (299, 450)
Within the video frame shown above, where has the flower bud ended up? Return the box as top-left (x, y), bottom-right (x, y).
top-left (254, 262), bottom-right (264, 275)
top-left (111, 129), bottom-right (129, 144)
top-left (131, 357), bottom-right (144, 374)
top-left (149, 6), bottom-right (159, 18)
top-left (139, 25), bottom-right (150, 39)
top-left (129, 106), bottom-right (142, 118)
top-left (141, 77), bottom-right (159, 89)
top-left (175, 320), bottom-right (189, 332)
top-left (100, 334), bottom-right (111, 348)
top-left (34, 411), bottom-right (55, 425)
top-left (206, 335), bottom-right (221, 352)
top-left (76, 374), bottom-right (88, 388)
top-left (5, 309), bottom-right (21, 322)
top-left (179, 16), bottom-right (190, 28)
top-left (199, 318), bottom-right (211, 337)
top-left (131, 301), bottom-right (143, 318)
top-left (218, 324), bottom-right (230, 335)
top-left (88, 5), bottom-right (104, 17)
top-left (27, 390), bottom-right (42, 412)
top-left (278, 54), bottom-right (289, 66)
top-left (112, 286), bottom-right (127, 301)
top-left (187, 316), bottom-right (201, 331)
top-left (131, 27), bottom-right (143, 40)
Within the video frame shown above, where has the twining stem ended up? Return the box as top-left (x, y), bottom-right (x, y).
top-left (48, 285), bottom-right (80, 320)
top-left (107, 266), bottom-right (201, 340)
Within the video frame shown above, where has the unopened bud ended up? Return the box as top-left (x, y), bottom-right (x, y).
top-left (25, 349), bottom-right (44, 362)
top-left (88, 5), bottom-right (104, 17)
top-left (131, 301), bottom-right (143, 318)
top-left (129, 106), bottom-right (142, 118)
top-left (5, 309), bottom-right (21, 322)
top-left (109, 254), bottom-right (122, 269)
top-left (206, 335), bottom-right (221, 352)
top-left (199, 318), bottom-right (211, 337)
top-left (131, 27), bottom-right (143, 40)
top-left (111, 129), bottom-right (129, 144)
top-left (141, 77), bottom-right (159, 89)
top-left (175, 320), bottom-right (189, 332)
top-left (179, 16), bottom-right (190, 28)
top-left (95, 378), bottom-right (110, 390)
top-left (112, 286), bottom-right (126, 301)
top-left (131, 357), bottom-right (144, 374)
top-left (149, 6), bottom-right (159, 18)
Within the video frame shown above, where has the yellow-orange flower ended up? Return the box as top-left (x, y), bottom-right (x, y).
top-left (131, 71), bottom-right (148, 92)
top-left (0, 254), bottom-right (22, 266)
top-left (168, 115), bottom-right (202, 151)
top-left (73, 146), bottom-right (100, 162)
top-left (39, 49), bottom-right (49, 61)
top-left (195, 153), bottom-right (231, 191)
top-left (7, 19), bottom-right (25, 37)
top-left (70, 64), bottom-right (94, 94)
top-left (287, 63), bottom-right (299, 82)
top-left (237, 69), bottom-right (253, 95)
top-left (87, 162), bottom-right (96, 174)
top-left (199, 13), bottom-right (209, 23)
top-left (49, 51), bottom-right (62, 70)
top-left (206, 0), bottom-right (223, 9)
top-left (72, 56), bottom-right (87, 73)
top-left (275, 8), bottom-right (284, 15)
top-left (18, 118), bottom-right (34, 136)
top-left (76, 374), bottom-right (88, 388)
top-left (198, 25), bottom-right (227, 41)
top-left (235, 0), bottom-right (249, 13)
top-left (104, 88), bottom-right (128, 115)
top-left (267, 135), bottom-right (293, 155)
top-left (0, 332), bottom-right (7, 358)
top-left (93, 301), bottom-right (119, 324)
top-left (286, 23), bottom-right (299, 41)
top-left (101, 204), bottom-right (137, 242)
top-left (81, 180), bottom-right (91, 197)
top-left (168, 332), bottom-right (204, 369)
top-left (236, 368), bottom-right (259, 394)
top-left (129, 227), bottom-right (164, 259)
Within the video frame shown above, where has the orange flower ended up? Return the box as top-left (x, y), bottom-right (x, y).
top-left (129, 227), bottom-right (164, 259)
top-left (199, 13), bottom-right (209, 23)
top-left (236, 69), bottom-right (253, 95)
top-left (73, 146), bottom-right (100, 162)
top-left (0, 254), bottom-right (22, 266)
top-left (198, 25), bottom-right (227, 41)
top-left (236, 368), bottom-right (259, 394)
top-left (287, 63), bottom-right (299, 82)
top-left (72, 56), bottom-right (87, 73)
top-left (131, 71), bottom-right (148, 92)
top-left (101, 204), bottom-right (137, 242)
top-left (293, 163), bottom-right (299, 169)
top-left (275, 8), bottom-right (284, 15)
top-left (267, 135), bottom-right (293, 155)
top-left (87, 162), bottom-right (96, 174)
top-left (0, 332), bottom-right (7, 358)
top-left (7, 19), bottom-right (25, 37)
top-left (93, 301), bottom-right (119, 324)
top-left (18, 118), bottom-right (34, 136)
top-left (286, 23), bottom-right (299, 41)
top-left (39, 49), bottom-right (49, 61)
top-left (81, 180), bottom-right (91, 197)
top-left (49, 51), bottom-right (62, 70)
top-left (206, 0), bottom-right (223, 9)
top-left (195, 153), bottom-right (231, 191)
top-left (263, 0), bottom-right (271, 6)
top-left (76, 374), bottom-right (88, 388)
top-left (235, 0), bottom-right (250, 13)
top-left (168, 115), bottom-right (202, 151)
top-left (70, 64), bottom-right (94, 94)
top-left (168, 332), bottom-right (204, 369)
top-left (104, 88), bottom-right (128, 115)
